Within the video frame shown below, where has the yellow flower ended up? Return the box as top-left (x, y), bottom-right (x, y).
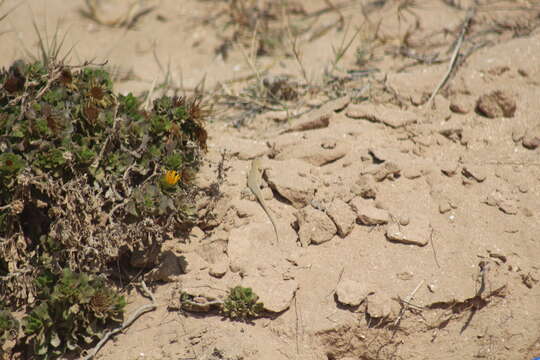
top-left (164, 170), bottom-right (181, 185)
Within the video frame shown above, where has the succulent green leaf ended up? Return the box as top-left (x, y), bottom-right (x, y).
top-left (0, 152), bottom-right (25, 177)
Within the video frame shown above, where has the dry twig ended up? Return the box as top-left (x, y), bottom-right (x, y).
top-left (392, 280), bottom-right (424, 335)
top-left (426, 8), bottom-right (475, 106)
top-left (430, 229), bottom-right (441, 268)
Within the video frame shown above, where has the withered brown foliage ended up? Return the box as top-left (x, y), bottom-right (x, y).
top-left (0, 61), bottom-right (209, 308)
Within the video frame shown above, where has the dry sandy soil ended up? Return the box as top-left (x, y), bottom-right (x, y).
top-left (2, 0), bottom-right (540, 359)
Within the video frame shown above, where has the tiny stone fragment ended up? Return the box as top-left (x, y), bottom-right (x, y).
top-left (522, 125), bottom-right (540, 150)
top-left (396, 271), bottom-right (414, 280)
top-left (440, 159), bottom-right (460, 177)
top-left (438, 200), bottom-right (452, 214)
top-left (398, 215), bottom-right (409, 226)
top-left (449, 95), bottom-right (473, 114)
top-left (462, 166), bottom-right (487, 182)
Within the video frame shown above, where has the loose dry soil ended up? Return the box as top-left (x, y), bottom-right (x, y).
top-left (2, 1), bottom-right (540, 359)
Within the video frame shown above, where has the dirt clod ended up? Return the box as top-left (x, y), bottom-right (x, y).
top-left (522, 124), bottom-right (540, 149)
top-left (476, 90), bottom-right (517, 118)
top-left (336, 279), bottom-right (370, 307)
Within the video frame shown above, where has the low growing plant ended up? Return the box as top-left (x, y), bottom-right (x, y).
top-left (0, 59), bottom-right (209, 307)
top-left (222, 286), bottom-right (264, 320)
top-left (0, 309), bottom-right (19, 349)
top-left (22, 268), bottom-right (125, 359)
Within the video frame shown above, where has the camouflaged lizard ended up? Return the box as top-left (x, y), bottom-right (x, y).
top-left (247, 158), bottom-right (279, 244)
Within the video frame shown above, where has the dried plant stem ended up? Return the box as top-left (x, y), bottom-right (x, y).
top-left (392, 280), bottom-right (424, 334)
top-left (426, 8), bottom-right (475, 107)
top-left (282, 1), bottom-right (309, 84)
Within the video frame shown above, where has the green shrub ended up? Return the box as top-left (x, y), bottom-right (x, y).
top-left (22, 268), bottom-right (125, 359)
top-left (0, 59), bottom-right (208, 307)
top-left (0, 309), bottom-right (19, 348)
top-left (222, 286), bottom-right (264, 320)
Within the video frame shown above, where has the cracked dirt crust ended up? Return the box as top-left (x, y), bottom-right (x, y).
top-left (2, 1), bottom-right (540, 359)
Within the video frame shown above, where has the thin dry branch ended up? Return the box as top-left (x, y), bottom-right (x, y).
top-left (426, 8), bottom-right (475, 106)
top-left (392, 279), bottom-right (424, 335)
top-left (282, 1), bottom-right (309, 84)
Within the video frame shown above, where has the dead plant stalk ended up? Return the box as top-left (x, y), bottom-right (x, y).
top-left (426, 8), bottom-right (476, 106)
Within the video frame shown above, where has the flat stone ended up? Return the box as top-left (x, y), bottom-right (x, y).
top-left (326, 199), bottom-right (356, 237)
top-left (367, 291), bottom-right (393, 318)
top-left (216, 136), bottom-right (268, 160)
top-left (227, 224), bottom-right (284, 275)
top-left (243, 275), bottom-right (298, 313)
top-left (350, 197), bottom-right (389, 225)
top-left (346, 103), bottom-right (417, 128)
top-left (335, 279), bottom-right (371, 306)
top-left (386, 220), bottom-right (430, 246)
top-left (273, 139), bottom-right (349, 166)
top-left (209, 260), bottom-right (229, 278)
top-left (296, 206), bottom-right (337, 246)
top-left (265, 159), bottom-right (318, 208)
top-left (401, 161), bottom-right (424, 179)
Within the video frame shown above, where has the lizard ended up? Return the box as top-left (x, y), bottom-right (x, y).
top-left (247, 158), bottom-right (279, 244)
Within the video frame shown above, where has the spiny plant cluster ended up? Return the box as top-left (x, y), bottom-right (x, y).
top-left (222, 286), bottom-right (264, 320)
top-left (22, 269), bottom-right (125, 359)
top-left (0, 59), bottom-right (208, 357)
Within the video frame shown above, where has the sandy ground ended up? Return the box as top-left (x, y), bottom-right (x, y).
top-left (2, 0), bottom-right (540, 359)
